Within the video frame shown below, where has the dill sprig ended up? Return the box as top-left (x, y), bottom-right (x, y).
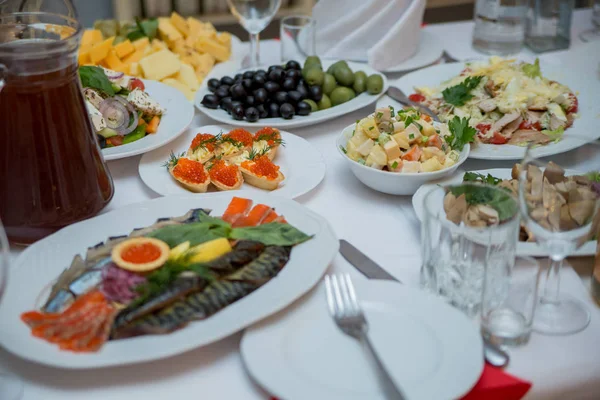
top-left (255, 134), bottom-right (286, 147)
top-left (247, 145), bottom-right (272, 161)
top-left (161, 151), bottom-right (184, 170)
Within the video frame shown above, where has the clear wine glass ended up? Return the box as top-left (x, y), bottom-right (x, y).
top-left (518, 144), bottom-right (600, 335)
top-left (0, 219), bottom-right (24, 400)
top-left (227, 0), bottom-right (282, 67)
top-left (579, 0), bottom-right (600, 42)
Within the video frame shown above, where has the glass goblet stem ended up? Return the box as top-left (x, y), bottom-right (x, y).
top-left (249, 32), bottom-right (260, 67)
top-left (541, 258), bottom-right (562, 305)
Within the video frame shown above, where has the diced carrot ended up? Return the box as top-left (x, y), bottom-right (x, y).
top-left (138, 117), bottom-right (146, 126)
top-left (234, 204), bottom-right (273, 227)
top-left (402, 145), bottom-right (422, 161)
top-left (146, 115), bottom-right (160, 134)
top-left (422, 114), bottom-right (432, 122)
top-left (427, 134), bottom-right (443, 149)
top-left (222, 197), bottom-right (253, 224)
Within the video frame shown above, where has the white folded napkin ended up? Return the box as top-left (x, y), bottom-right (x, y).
top-left (313, 0), bottom-right (426, 71)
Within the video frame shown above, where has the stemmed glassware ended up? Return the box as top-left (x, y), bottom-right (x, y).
top-left (518, 144), bottom-right (600, 335)
top-left (227, 0), bottom-right (283, 67)
top-left (0, 219), bottom-right (23, 400)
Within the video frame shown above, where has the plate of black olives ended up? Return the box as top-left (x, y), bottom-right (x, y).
top-left (196, 57), bottom-right (388, 129)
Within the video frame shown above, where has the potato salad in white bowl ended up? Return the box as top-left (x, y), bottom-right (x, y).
top-left (337, 106), bottom-right (472, 195)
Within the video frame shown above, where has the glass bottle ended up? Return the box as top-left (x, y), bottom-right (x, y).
top-left (0, 10), bottom-right (114, 245)
top-left (525, 0), bottom-right (575, 53)
top-left (472, 0), bottom-right (528, 55)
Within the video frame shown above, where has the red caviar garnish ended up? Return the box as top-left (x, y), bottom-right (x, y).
top-left (253, 127), bottom-right (281, 146)
top-left (241, 155), bottom-right (280, 180)
top-left (225, 129), bottom-right (253, 147)
top-left (121, 242), bottom-right (162, 264)
top-left (190, 133), bottom-right (216, 152)
top-left (209, 159), bottom-right (240, 187)
top-left (172, 158), bottom-right (208, 184)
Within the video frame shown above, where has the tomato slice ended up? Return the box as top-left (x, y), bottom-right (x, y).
top-left (130, 78), bottom-right (145, 91)
top-left (408, 93), bottom-right (426, 103)
top-left (566, 93), bottom-right (578, 114)
top-left (518, 121), bottom-right (542, 131)
top-left (489, 132), bottom-right (508, 145)
top-left (476, 123), bottom-right (491, 134)
top-left (107, 136), bottom-right (124, 147)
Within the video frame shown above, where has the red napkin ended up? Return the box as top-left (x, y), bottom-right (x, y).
top-left (461, 364), bottom-right (532, 400)
top-left (269, 364), bottom-right (531, 400)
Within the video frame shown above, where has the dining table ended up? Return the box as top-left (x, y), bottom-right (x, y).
top-left (2, 7), bottom-right (600, 400)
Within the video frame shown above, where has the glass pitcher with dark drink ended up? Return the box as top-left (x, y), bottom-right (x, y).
top-left (0, 6), bottom-right (114, 245)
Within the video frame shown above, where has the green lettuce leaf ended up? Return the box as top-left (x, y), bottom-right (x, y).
top-left (541, 126), bottom-right (564, 140)
top-left (522, 58), bottom-right (542, 78)
top-left (147, 222), bottom-right (231, 248)
top-left (230, 223), bottom-right (312, 246)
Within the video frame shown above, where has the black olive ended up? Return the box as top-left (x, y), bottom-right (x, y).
top-left (230, 100), bottom-right (243, 110)
top-left (274, 91), bottom-right (289, 104)
top-left (219, 84), bottom-right (230, 93)
top-left (309, 85), bottom-right (323, 102)
top-left (286, 60), bottom-right (301, 70)
top-left (268, 102), bottom-right (280, 118)
top-left (234, 73), bottom-right (243, 82)
top-left (287, 90), bottom-right (303, 104)
top-left (230, 83), bottom-right (246, 100)
top-left (268, 65), bottom-right (282, 72)
top-left (231, 104), bottom-right (245, 120)
top-left (242, 70), bottom-right (255, 79)
top-left (279, 103), bottom-right (295, 119)
top-left (282, 77), bottom-right (296, 91)
top-left (207, 78), bottom-right (220, 92)
top-left (245, 107), bottom-right (260, 122)
top-left (220, 76), bottom-right (234, 86)
top-left (97, 135), bottom-right (106, 148)
top-left (264, 81), bottom-right (280, 94)
top-left (256, 104), bottom-right (268, 118)
top-left (296, 84), bottom-right (309, 100)
top-left (257, 69), bottom-right (267, 76)
top-left (242, 78), bottom-right (253, 91)
top-left (252, 74), bottom-right (266, 88)
top-left (214, 87), bottom-right (229, 100)
top-left (245, 95), bottom-right (256, 107)
top-left (220, 96), bottom-right (233, 112)
top-left (253, 88), bottom-right (268, 104)
top-left (286, 69), bottom-right (302, 81)
top-left (268, 68), bottom-right (285, 83)
top-left (296, 101), bottom-right (312, 116)
top-left (201, 94), bottom-right (220, 109)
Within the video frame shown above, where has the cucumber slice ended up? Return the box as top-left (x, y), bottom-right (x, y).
top-left (97, 127), bottom-right (119, 139)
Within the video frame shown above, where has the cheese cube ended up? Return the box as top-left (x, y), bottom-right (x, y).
top-left (89, 36), bottom-right (114, 64)
top-left (170, 12), bottom-right (190, 37)
top-left (359, 117), bottom-right (380, 139)
top-left (383, 140), bottom-right (402, 160)
top-left (176, 63), bottom-right (200, 91)
top-left (132, 37), bottom-right (150, 52)
top-left (187, 17), bottom-right (204, 37)
top-left (356, 138), bottom-right (375, 156)
top-left (421, 157), bottom-right (443, 172)
top-left (151, 39), bottom-right (168, 53)
top-left (349, 129), bottom-right (369, 148)
top-left (114, 39), bottom-right (135, 58)
top-left (171, 39), bottom-right (187, 56)
top-left (422, 147), bottom-right (446, 163)
top-left (195, 53), bottom-right (216, 75)
top-left (81, 29), bottom-right (103, 46)
top-left (140, 49), bottom-right (182, 81)
top-left (419, 120), bottom-right (436, 136)
top-left (105, 49), bottom-right (125, 71)
top-left (122, 49), bottom-right (144, 64)
top-left (402, 161), bottom-right (422, 173)
top-left (78, 50), bottom-right (91, 65)
top-left (393, 121), bottom-right (406, 132)
top-left (405, 123), bottom-right (422, 143)
top-left (346, 141), bottom-right (360, 161)
top-left (195, 69), bottom-right (206, 85)
top-left (162, 78), bottom-right (195, 101)
top-left (79, 43), bottom-right (93, 54)
top-left (217, 32), bottom-right (232, 47)
top-left (392, 131), bottom-right (410, 149)
top-left (388, 158), bottom-right (403, 172)
top-left (158, 18), bottom-right (183, 44)
top-left (129, 62), bottom-right (141, 76)
top-left (195, 37), bottom-right (230, 62)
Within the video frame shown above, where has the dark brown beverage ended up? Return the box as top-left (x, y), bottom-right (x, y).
top-left (0, 14), bottom-right (114, 244)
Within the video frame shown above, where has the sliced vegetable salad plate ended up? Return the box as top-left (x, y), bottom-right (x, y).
top-left (195, 60), bottom-right (389, 130)
top-left (102, 80), bottom-right (194, 161)
top-left (0, 193), bottom-right (338, 369)
top-left (138, 125), bottom-right (326, 198)
top-left (412, 168), bottom-right (597, 257)
top-left (378, 62), bottom-right (600, 160)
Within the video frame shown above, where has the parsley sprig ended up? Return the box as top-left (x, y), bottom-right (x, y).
top-left (463, 172), bottom-right (503, 185)
top-left (447, 116), bottom-right (476, 151)
top-left (442, 76), bottom-right (483, 106)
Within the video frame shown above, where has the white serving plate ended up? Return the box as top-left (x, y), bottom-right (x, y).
top-left (101, 80), bottom-right (194, 161)
top-left (195, 60), bottom-right (389, 130)
top-left (336, 123), bottom-right (470, 195)
top-left (139, 125), bottom-right (325, 199)
top-left (377, 62), bottom-right (600, 160)
top-left (383, 30), bottom-right (444, 73)
top-left (242, 279), bottom-right (483, 400)
top-left (411, 168), bottom-right (597, 257)
top-left (0, 193), bottom-right (338, 369)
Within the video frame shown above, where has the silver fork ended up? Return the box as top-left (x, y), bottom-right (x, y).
top-left (325, 274), bottom-right (407, 400)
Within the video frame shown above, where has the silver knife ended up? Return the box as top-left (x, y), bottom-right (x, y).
top-left (339, 239), bottom-right (510, 368)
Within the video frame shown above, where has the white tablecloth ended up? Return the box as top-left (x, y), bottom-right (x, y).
top-left (3, 9), bottom-right (600, 400)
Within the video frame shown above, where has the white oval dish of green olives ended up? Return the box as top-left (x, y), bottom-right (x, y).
top-left (195, 58), bottom-right (389, 130)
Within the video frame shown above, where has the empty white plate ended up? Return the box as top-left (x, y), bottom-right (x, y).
top-left (242, 280), bottom-right (484, 400)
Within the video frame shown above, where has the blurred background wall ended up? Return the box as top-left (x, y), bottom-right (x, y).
top-left (75, 0), bottom-right (594, 35)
